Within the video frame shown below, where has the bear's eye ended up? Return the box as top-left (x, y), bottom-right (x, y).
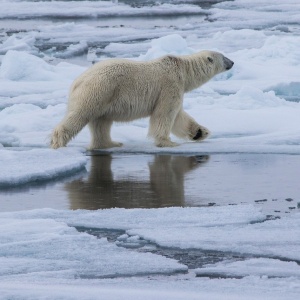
top-left (208, 57), bottom-right (214, 63)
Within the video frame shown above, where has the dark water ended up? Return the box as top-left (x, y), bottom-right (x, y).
top-left (76, 225), bottom-right (254, 272)
top-left (1, 153), bottom-right (299, 216)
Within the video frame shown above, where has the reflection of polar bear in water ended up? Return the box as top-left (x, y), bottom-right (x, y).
top-left (67, 155), bottom-right (209, 210)
top-left (51, 51), bottom-right (233, 149)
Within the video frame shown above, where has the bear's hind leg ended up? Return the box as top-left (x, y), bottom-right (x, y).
top-left (88, 118), bottom-right (123, 149)
top-left (51, 112), bottom-right (88, 149)
top-left (172, 110), bottom-right (210, 142)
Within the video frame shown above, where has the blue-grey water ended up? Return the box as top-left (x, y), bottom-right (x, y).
top-left (1, 153), bottom-right (299, 217)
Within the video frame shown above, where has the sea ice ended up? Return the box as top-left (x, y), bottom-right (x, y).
top-left (196, 258), bottom-right (300, 278)
top-left (7, 205), bottom-right (299, 262)
top-left (0, 148), bottom-right (87, 187)
top-left (0, 205), bottom-right (299, 299)
top-left (0, 35), bottom-right (37, 55)
top-left (139, 34), bottom-right (195, 60)
top-left (0, 215), bottom-right (186, 280)
top-left (0, 1), bottom-right (204, 19)
top-left (0, 50), bottom-right (84, 81)
top-left (0, 2), bottom-right (300, 297)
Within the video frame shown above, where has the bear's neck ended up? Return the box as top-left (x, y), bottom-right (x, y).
top-left (182, 55), bottom-right (212, 92)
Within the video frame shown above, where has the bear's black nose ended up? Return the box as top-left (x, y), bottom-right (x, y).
top-left (224, 56), bottom-right (234, 70)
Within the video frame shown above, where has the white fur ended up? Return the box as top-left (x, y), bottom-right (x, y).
top-left (50, 50), bottom-right (233, 149)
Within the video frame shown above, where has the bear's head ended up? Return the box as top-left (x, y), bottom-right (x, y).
top-left (202, 50), bottom-right (234, 76)
top-left (182, 50), bottom-right (234, 92)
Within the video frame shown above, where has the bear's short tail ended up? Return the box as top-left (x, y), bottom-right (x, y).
top-left (50, 126), bottom-right (72, 149)
top-left (50, 113), bottom-right (88, 149)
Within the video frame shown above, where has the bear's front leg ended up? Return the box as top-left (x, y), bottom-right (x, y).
top-left (148, 94), bottom-right (182, 148)
top-left (171, 109), bottom-right (210, 142)
top-left (190, 124), bottom-right (210, 141)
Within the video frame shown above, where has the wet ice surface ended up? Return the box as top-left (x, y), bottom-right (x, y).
top-left (1, 0), bottom-right (300, 299)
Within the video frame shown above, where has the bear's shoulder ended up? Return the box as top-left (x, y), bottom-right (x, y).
top-left (160, 55), bottom-right (183, 68)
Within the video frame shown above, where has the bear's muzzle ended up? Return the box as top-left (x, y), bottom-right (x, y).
top-left (224, 56), bottom-right (234, 70)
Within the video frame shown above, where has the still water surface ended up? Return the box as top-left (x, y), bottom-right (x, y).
top-left (1, 153), bottom-right (299, 216)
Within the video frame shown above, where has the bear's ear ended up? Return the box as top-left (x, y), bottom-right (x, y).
top-left (207, 57), bottom-right (214, 63)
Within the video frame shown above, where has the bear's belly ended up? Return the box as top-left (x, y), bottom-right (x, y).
top-left (104, 100), bottom-right (153, 122)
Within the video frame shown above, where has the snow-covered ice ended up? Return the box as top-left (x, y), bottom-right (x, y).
top-left (0, 148), bottom-right (87, 187)
top-left (0, 215), bottom-right (186, 280)
top-left (196, 258), bottom-right (300, 278)
top-left (1, 0), bottom-right (300, 299)
top-left (0, 206), bottom-right (299, 299)
top-left (0, 1), bottom-right (204, 20)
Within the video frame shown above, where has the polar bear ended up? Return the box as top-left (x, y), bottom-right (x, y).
top-left (50, 51), bottom-right (233, 149)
